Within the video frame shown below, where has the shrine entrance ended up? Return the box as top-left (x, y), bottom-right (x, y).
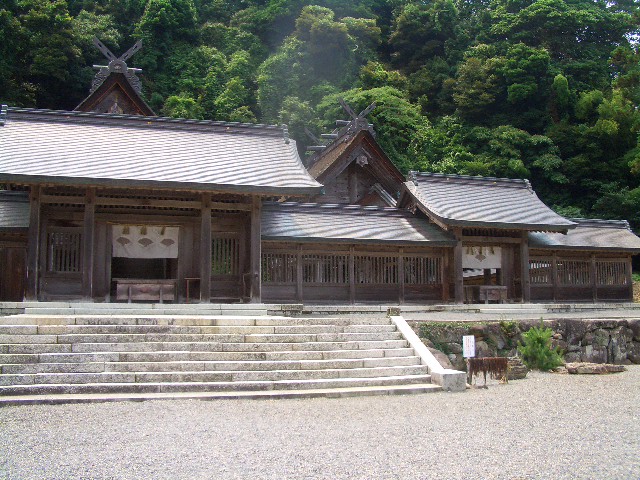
top-left (110, 224), bottom-right (179, 302)
top-left (462, 245), bottom-right (507, 303)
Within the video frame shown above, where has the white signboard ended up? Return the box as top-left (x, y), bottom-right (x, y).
top-left (463, 335), bottom-right (476, 358)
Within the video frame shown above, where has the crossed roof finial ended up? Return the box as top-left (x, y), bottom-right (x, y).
top-left (91, 37), bottom-right (144, 94)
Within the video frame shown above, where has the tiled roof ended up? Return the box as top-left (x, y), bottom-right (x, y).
top-left (0, 108), bottom-right (322, 195)
top-left (404, 172), bottom-right (576, 232)
top-left (529, 219), bottom-right (640, 252)
top-left (261, 202), bottom-right (456, 246)
top-left (0, 191), bottom-right (29, 230)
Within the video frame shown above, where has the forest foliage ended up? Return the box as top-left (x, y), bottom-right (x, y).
top-left (2, 0), bottom-right (640, 228)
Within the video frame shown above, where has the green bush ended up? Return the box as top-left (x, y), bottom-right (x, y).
top-left (517, 322), bottom-right (564, 371)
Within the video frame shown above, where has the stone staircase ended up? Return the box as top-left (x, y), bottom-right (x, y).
top-left (0, 313), bottom-right (441, 404)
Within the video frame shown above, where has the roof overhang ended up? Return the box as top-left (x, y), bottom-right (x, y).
top-left (0, 173), bottom-right (322, 196)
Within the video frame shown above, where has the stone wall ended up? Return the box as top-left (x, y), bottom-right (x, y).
top-left (412, 318), bottom-right (640, 371)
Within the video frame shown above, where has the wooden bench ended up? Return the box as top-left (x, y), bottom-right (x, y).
top-left (114, 279), bottom-right (176, 303)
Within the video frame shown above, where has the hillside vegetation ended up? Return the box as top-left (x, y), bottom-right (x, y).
top-left (1, 0), bottom-right (640, 227)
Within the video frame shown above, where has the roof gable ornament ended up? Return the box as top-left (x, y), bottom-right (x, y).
top-left (305, 99), bottom-right (376, 154)
top-left (91, 37), bottom-right (144, 94)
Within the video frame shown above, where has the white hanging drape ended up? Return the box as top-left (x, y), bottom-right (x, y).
top-left (112, 225), bottom-right (179, 258)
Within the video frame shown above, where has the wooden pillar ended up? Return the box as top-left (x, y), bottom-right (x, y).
top-left (349, 246), bottom-right (355, 305)
top-left (551, 252), bottom-right (558, 302)
top-left (82, 188), bottom-right (96, 300)
top-left (520, 232), bottom-right (531, 303)
top-left (626, 255), bottom-right (633, 301)
top-left (199, 193), bottom-right (211, 303)
top-left (441, 249), bottom-right (449, 302)
top-left (590, 253), bottom-right (597, 303)
top-left (398, 249), bottom-right (405, 305)
top-left (25, 186), bottom-right (41, 300)
top-left (453, 229), bottom-right (463, 303)
top-left (250, 196), bottom-right (261, 303)
top-left (296, 244), bottom-right (303, 303)
top-left (501, 247), bottom-right (514, 299)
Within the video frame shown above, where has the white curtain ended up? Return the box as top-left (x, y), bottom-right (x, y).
top-left (462, 246), bottom-right (502, 269)
top-left (112, 225), bottom-right (179, 258)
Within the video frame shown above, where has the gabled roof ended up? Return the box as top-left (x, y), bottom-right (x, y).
top-left (0, 191), bottom-right (29, 231)
top-left (75, 73), bottom-right (155, 116)
top-left (261, 202), bottom-right (456, 246)
top-left (307, 129), bottom-right (405, 200)
top-left (401, 172), bottom-right (576, 232)
top-left (0, 108), bottom-right (323, 195)
top-left (529, 219), bottom-right (640, 252)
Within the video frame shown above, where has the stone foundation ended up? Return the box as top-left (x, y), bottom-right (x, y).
top-left (413, 318), bottom-right (640, 371)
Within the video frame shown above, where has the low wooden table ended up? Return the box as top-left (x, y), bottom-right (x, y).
top-left (114, 278), bottom-right (176, 303)
top-left (464, 285), bottom-right (507, 304)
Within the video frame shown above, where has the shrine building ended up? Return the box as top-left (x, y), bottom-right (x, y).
top-left (0, 40), bottom-right (639, 305)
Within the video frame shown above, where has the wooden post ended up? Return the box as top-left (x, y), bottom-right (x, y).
top-left (25, 186), bottom-right (41, 300)
top-left (590, 254), bottom-right (597, 303)
top-left (398, 249), bottom-right (405, 304)
top-left (296, 244), bottom-right (303, 303)
top-left (502, 247), bottom-right (515, 300)
top-left (250, 195), bottom-right (261, 303)
top-left (82, 188), bottom-right (96, 300)
top-left (551, 252), bottom-right (558, 302)
top-left (199, 193), bottom-right (211, 303)
top-left (349, 246), bottom-right (355, 304)
top-left (348, 164), bottom-right (358, 204)
top-left (626, 255), bottom-right (633, 301)
top-left (520, 232), bottom-right (531, 303)
top-left (454, 229), bottom-right (463, 303)
top-left (441, 249), bottom-right (449, 302)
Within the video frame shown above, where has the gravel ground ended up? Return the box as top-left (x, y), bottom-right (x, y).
top-left (1, 367), bottom-right (639, 480)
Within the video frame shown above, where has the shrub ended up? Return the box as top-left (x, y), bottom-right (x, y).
top-left (517, 322), bottom-right (564, 371)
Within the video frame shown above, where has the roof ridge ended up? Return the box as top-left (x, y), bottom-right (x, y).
top-left (413, 171), bottom-right (531, 188)
top-left (264, 201), bottom-right (406, 214)
top-left (6, 107), bottom-right (285, 137)
top-left (569, 218), bottom-right (631, 229)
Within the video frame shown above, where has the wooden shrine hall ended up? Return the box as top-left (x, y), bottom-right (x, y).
top-left (0, 40), bottom-right (639, 305)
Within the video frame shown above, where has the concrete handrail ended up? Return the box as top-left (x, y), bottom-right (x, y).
top-left (390, 315), bottom-right (466, 392)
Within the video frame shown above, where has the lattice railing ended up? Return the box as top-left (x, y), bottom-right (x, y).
top-left (262, 253), bottom-right (296, 283)
top-left (596, 261), bottom-right (628, 286)
top-left (404, 256), bottom-right (441, 284)
top-left (302, 254), bottom-right (349, 284)
top-left (529, 259), bottom-right (552, 285)
top-left (355, 256), bottom-right (397, 284)
top-left (47, 230), bottom-right (82, 273)
top-left (211, 236), bottom-right (239, 275)
top-left (557, 260), bottom-right (591, 285)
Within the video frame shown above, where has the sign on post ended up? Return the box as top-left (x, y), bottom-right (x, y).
top-left (463, 335), bottom-right (476, 358)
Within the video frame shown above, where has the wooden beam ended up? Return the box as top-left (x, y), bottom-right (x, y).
top-left (42, 194), bottom-right (252, 212)
top-left (250, 196), bottom-right (262, 303)
top-left (461, 236), bottom-right (523, 244)
top-left (199, 193), bottom-right (212, 303)
top-left (25, 186), bottom-right (41, 300)
top-left (82, 188), bottom-right (96, 299)
top-left (453, 228), bottom-right (463, 303)
top-left (520, 232), bottom-right (531, 303)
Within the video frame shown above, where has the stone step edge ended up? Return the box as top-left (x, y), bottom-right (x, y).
top-left (0, 383), bottom-right (442, 406)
